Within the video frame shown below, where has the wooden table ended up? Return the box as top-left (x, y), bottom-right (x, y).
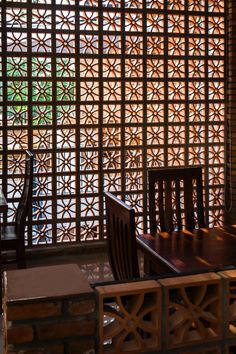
top-left (137, 226), bottom-right (236, 275)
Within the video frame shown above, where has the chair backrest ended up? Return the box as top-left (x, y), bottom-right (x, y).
top-left (149, 166), bottom-right (205, 233)
top-left (15, 150), bottom-right (34, 237)
top-left (104, 192), bottom-right (140, 281)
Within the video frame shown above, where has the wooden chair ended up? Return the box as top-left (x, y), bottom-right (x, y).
top-left (1, 150), bottom-right (34, 269)
top-left (104, 192), bottom-right (140, 281)
top-left (149, 166), bottom-right (205, 233)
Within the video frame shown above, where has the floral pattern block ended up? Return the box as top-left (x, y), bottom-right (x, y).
top-left (96, 280), bottom-right (161, 353)
top-left (1, 0), bottom-right (226, 245)
top-left (159, 273), bottom-right (222, 349)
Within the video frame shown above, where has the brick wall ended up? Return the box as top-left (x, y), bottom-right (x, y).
top-left (4, 297), bottom-right (95, 354)
top-left (3, 264), bottom-right (96, 354)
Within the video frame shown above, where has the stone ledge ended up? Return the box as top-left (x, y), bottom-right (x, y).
top-left (4, 264), bottom-right (93, 304)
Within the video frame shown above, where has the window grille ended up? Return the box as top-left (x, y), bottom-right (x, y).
top-left (0, 0), bottom-right (226, 246)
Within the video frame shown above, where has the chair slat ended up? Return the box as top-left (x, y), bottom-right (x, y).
top-left (184, 177), bottom-right (195, 230)
top-left (175, 180), bottom-right (182, 230)
top-left (197, 177), bottom-right (205, 228)
top-left (165, 181), bottom-right (174, 232)
top-left (157, 181), bottom-right (165, 232)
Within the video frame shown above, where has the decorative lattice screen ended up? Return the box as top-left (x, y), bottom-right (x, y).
top-left (0, 0), bottom-right (225, 246)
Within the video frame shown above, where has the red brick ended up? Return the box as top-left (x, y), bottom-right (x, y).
top-left (7, 325), bottom-right (34, 344)
top-left (36, 319), bottom-right (95, 340)
top-left (6, 344), bottom-right (64, 354)
top-left (68, 299), bottom-right (95, 316)
top-left (45, 344), bottom-right (64, 354)
top-left (7, 302), bottom-right (62, 321)
top-left (69, 339), bottom-right (95, 354)
top-left (6, 350), bottom-right (46, 354)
